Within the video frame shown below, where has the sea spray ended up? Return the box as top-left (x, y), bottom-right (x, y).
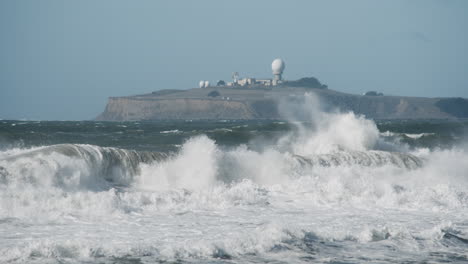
top-left (277, 93), bottom-right (381, 155)
top-left (137, 135), bottom-right (219, 190)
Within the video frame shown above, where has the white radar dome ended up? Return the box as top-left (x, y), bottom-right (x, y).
top-left (204, 81), bottom-right (210, 87)
top-left (199, 80), bottom-right (205, 88)
top-left (272, 58), bottom-right (285, 74)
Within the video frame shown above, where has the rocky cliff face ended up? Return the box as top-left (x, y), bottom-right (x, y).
top-left (96, 87), bottom-right (468, 121)
top-left (96, 97), bottom-right (279, 120)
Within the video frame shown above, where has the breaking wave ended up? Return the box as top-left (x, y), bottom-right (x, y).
top-left (0, 140), bottom-right (422, 193)
top-left (0, 144), bottom-right (168, 190)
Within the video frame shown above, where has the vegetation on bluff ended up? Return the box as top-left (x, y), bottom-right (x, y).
top-left (286, 77), bottom-right (328, 89)
top-left (436, 98), bottom-right (468, 118)
top-left (207, 90), bottom-right (221, 97)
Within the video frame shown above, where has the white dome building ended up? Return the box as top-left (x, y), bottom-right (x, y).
top-left (199, 80), bottom-right (205, 88)
top-left (271, 58), bottom-right (285, 81)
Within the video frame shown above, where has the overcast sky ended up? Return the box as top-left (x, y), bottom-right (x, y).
top-left (1, 0), bottom-right (467, 120)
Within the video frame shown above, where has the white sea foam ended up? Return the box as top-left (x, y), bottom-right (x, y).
top-left (160, 129), bottom-right (181, 134)
top-left (405, 132), bottom-right (435, 139)
top-left (380, 131), bottom-right (435, 139)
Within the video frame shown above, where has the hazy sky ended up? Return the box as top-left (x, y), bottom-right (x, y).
top-left (1, 0), bottom-right (467, 120)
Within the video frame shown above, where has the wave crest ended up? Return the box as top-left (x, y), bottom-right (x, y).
top-left (0, 144), bottom-right (167, 190)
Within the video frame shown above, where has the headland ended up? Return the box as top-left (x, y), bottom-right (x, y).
top-left (96, 59), bottom-right (468, 121)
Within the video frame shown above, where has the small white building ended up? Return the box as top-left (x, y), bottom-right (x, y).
top-left (202, 59), bottom-right (286, 88)
top-left (236, 78), bottom-right (256, 86)
top-left (256, 79), bottom-right (272, 86)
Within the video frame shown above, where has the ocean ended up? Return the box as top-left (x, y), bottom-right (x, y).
top-left (1, 105), bottom-right (468, 263)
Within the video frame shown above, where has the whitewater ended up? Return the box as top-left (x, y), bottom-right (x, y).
top-left (1, 94), bottom-right (468, 263)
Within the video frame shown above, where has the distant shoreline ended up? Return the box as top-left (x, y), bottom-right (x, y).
top-left (96, 85), bottom-right (468, 121)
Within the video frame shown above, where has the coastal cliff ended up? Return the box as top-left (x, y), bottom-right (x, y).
top-left (96, 86), bottom-right (468, 121)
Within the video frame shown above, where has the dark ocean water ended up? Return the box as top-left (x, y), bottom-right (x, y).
top-left (1, 117), bottom-right (468, 263)
top-left (1, 119), bottom-right (466, 152)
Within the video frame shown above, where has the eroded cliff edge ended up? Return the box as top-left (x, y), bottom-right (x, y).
top-left (96, 86), bottom-right (468, 121)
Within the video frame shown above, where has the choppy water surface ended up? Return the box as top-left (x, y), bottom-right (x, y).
top-left (1, 110), bottom-right (468, 263)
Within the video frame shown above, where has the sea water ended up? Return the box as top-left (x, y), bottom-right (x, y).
top-left (1, 98), bottom-right (468, 263)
